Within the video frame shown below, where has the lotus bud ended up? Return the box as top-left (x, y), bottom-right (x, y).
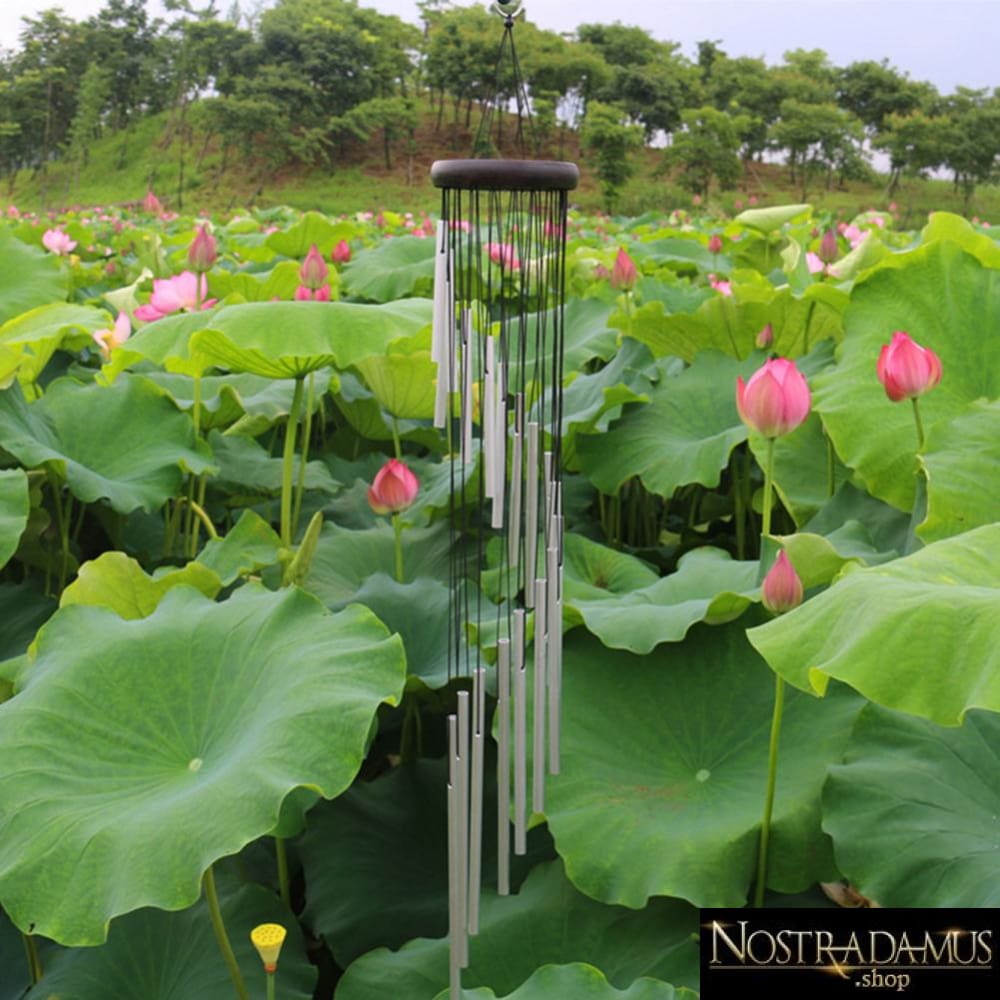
top-left (818, 229), bottom-right (839, 263)
top-left (187, 225), bottom-right (217, 273)
top-left (708, 233), bottom-right (723, 255)
top-left (250, 923), bottom-right (286, 974)
top-left (299, 244), bottom-right (329, 290)
top-left (736, 358), bottom-right (811, 438)
top-left (761, 551), bottom-right (803, 615)
top-left (331, 239), bottom-right (351, 264)
top-left (756, 323), bottom-right (774, 349)
top-left (610, 247), bottom-right (637, 290)
top-left (367, 459), bottom-right (419, 515)
top-left (876, 331), bottom-right (942, 402)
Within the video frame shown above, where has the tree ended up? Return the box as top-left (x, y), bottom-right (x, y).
top-left (939, 89), bottom-right (1000, 211)
top-left (874, 110), bottom-right (948, 197)
top-left (663, 105), bottom-right (748, 198)
top-left (580, 101), bottom-right (644, 212)
top-left (705, 55), bottom-right (783, 160)
top-left (66, 64), bottom-right (110, 189)
top-left (836, 59), bottom-right (932, 134)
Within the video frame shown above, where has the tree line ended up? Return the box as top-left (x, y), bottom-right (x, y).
top-left (1, 0), bottom-right (998, 210)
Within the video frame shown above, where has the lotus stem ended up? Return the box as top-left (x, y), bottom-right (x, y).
top-left (280, 377), bottom-right (305, 548)
top-left (266, 972), bottom-right (276, 1000)
top-left (392, 512), bottom-right (404, 583)
top-left (275, 837), bottom-right (290, 907)
top-left (391, 417), bottom-right (402, 459)
top-left (761, 437), bottom-right (776, 538)
top-left (203, 865), bottom-right (249, 1000)
top-left (911, 397), bottom-right (926, 452)
top-left (22, 932), bottom-right (42, 984)
top-left (177, 496), bottom-right (218, 541)
top-left (754, 673), bottom-right (785, 907)
top-left (292, 372), bottom-right (315, 537)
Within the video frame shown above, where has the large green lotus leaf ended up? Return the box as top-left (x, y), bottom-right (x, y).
top-left (774, 523), bottom-right (894, 589)
top-left (0, 468), bottom-right (29, 569)
top-left (641, 235), bottom-right (730, 274)
top-left (823, 705), bottom-right (1000, 907)
top-left (354, 347), bottom-right (437, 419)
top-left (734, 203), bottom-right (812, 233)
top-left (0, 303), bottom-right (110, 384)
top-left (565, 545), bottom-right (759, 653)
top-left (342, 236), bottom-right (436, 302)
top-left (196, 509), bottom-right (282, 585)
top-left (802, 481), bottom-right (910, 558)
top-left (576, 351), bottom-right (757, 496)
top-left (26, 882), bottom-right (316, 999)
top-left (300, 755), bottom-right (553, 967)
top-left (208, 430), bottom-right (339, 495)
top-left (544, 626), bottom-right (864, 909)
top-left (0, 376), bottom-right (214, 514)
top-left (143, 370), bottom-right (333, 432)
top-left (434, 966), bottom-right (692, 1000)
top-left (562, 531), bottom-right (660, 596)
top-left (920, 211), bottom-right (1000, 268)
top-left (101, 310), bottom-right (213, 379)
top-left (521, 299), bottom-right (618, 371)
top-left (335, 860), bottom-right (700, 1000)
top-left (812, 241), bottom-right (1000, 511)
top-left (0, 229), bottom-right (67, 326)
top-left (189, 299), bottom-right (433, 379)
top-left (0, 584), bottom-right (406, 945)
top-left (919, 398), bottom-right (1000, 542)
top-left (747, 523), bottom-right (1000, 725)
top-left (304, 521), bottom-right (452, 606)
top-left (331, 370), bottom-right (442, 451)
top-left (59, 551), bottom-right (221, 619)
top-left (266, 211), bottom-right (355, 259)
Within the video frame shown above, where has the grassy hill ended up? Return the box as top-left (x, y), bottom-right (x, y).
top-left (5, 99), bottom-right (1000, 226)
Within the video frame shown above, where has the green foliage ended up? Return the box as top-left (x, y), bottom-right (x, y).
top-left (663, 105), bottom-right (749, 197)
top-left (580, 102), bottom-right (644, 212)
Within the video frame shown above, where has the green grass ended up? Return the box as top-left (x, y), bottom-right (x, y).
top-left (4, 101), bottom-right (999, 225)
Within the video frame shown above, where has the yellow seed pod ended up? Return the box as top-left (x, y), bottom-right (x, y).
top-left (250, 923), bottom-right (287, 971)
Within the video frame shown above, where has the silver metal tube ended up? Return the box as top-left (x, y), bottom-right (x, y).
top-left (512, 609), bottom-right (527, 855)
top-left (468, 667), bottom-right (485, 934)
top-left (490, 349), bottom-right (505, 530)
top-left (532, 577), bottom-right (547, 814)
top-left (456, 690), bottom-right (470, 967)
top-left (543, 450), bottom-right (553, 546)
top-left (447, 715), bottom-right (460, 998)
top-left (496, 637), bottom-right (510, 895)
top-left (483, 337), bottom-right (495, 500)
top-left (507, 427), bottom-right (522, 570)
top-left (460, 310), bottom-right (473, 464)
top-left (547, 545), bottom-right (561, 775)
top-left (525, 422), bottom-right (539, 607)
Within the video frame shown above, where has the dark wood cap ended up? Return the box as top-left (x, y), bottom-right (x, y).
top-left (431, 159), bottom-right (579, 192)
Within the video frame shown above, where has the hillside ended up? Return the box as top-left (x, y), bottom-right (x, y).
top-left (5, 99), bottom-right (999, 226)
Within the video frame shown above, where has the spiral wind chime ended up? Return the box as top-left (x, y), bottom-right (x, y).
top-left (428, 3), bottom-right (579, 996)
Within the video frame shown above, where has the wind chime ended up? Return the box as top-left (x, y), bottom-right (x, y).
top-left (429, 4), bottom-right (578, 997)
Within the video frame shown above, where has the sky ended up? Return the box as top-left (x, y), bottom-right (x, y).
top-left (0, 0), bottom-right (996, 97)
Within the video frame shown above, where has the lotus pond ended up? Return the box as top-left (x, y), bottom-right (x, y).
top-left (0, 197), bottom-right (998, 999)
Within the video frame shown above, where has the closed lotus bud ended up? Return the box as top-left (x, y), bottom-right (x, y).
top-left (331, 239), bottom-right (351, 264)
top-left (367, 459), bottom-right (419, 515)
top-left (708, 234), bottom-right (723, 255)
top-left (761, 551), bottom-right (803, 614)
top-left (187, 225), bottom-right (217, 272)
top-left (756, 323), bottom-right (774, 349)
top-left (876, 331), bottom-right (942, 402)
top-left (250, 923), bottom-right (286, 974)
top-left (610, 247), bottom-right (637, 290)
top-left (299, 244), bottom-right (329, 290)
top-left (818, 228), bottom-right (838, 263)
top-left (736, 358), bottom-right (811, 438)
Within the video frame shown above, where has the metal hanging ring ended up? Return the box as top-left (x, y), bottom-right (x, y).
top-left (491, 2), bottom-right (524, 23)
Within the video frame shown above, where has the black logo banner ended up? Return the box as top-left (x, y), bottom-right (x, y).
top-left (700, 908), bottom-right (999, 998)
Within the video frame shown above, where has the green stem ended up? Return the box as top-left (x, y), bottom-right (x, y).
top-left (734, 452), bottom-right (746, 561)
top-left (392, 513), bottom-right (404, 583)
top-left (761, 438), bottom-right (776, 538)
top-left (178, 496), bottom-right (218, 541)
top-left (275, 837), bottom-right (290, 907)
top-left (266, 972), bottom-right (276, 1000)
top-left (826, 431), bottom-right (836, 498)
top-left (292, 372), bottom-right (315, 539)
top-left (391, 416), bottom-right (402, 460)
top-left (753, 674), bottom-right (785, 907)
top-left (203, 865), bottom-right (249, 1000)
top-left (280, 378), bottom-right (305, 548)
top-left (48, 472), bottom-right (70, 593)
top-left (23, 932), bottom-right (41, 984)
top-left (911, 396), bottom-right (926, 452)
top-left (623, 290), bottom-right (633, 341)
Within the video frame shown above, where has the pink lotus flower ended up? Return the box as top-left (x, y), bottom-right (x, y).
top-left (294, 285), bottom-right (331, 301)
top-left (331, 239), bottom-right (351, 264)
top-left (818, 229), bottom-right (838, 263)
top-left (761, 551), bottom-right (804, 614)
top-left (449, 219), bottom-right (472, 232)
top-left (134, 272), bottom-right (216, 322)
top-left (142, 190), bottom-right (163, 214)
top-left (708, 273), bottom-right (732, 296)
top-left (708, 234), bottom-right (723, 255)
top-left (92, 312), bottom-right (131, 359)
top-left (736, 358), bottom-right (811, 438)
top-left (42, 228), bottom-right (76, 255)
top-left (187, 225), bottom-right (217, 272)
top-left (6, 205), bottom-right (19, 219)
top-left (806, 252), bottom-right (825, 275)
top-left (299, 244), bottom-right (329, 290)
top-left (756, 323), bottom-right (774, 349)
top-left (610, 247), bottom-right (637, 290)
top-left (734, 199), bottom-right (744, 211)
top-left (487, 242), bottom-right (520, 270)
top-left (692, 194), bottom-right (703, 206)
top-left (749, 195), bottom-right (759, 206)
top-left (876, 331), bottom-right (942, 402)
top-left (367, 459), bottom-right (419, 514)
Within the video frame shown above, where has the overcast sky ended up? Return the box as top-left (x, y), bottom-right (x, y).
top-left (1, 0), bottom-right (996, 96)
